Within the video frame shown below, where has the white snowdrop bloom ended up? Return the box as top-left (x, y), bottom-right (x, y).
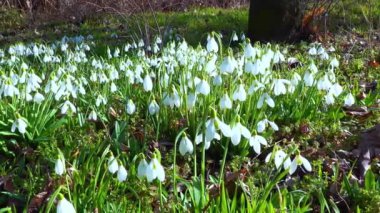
top-left (205, 55), bottom-right (217, 74)
top-left (344, 93), bottom-right (355, 106)
top-left (196, 79), bottom-right (210, 95)
top-left (61, 100), bottom-right (76, 115)
top-left (96, 95), bottom-right (107, 107)
top-left (126, 99), bottom-right (136, 115)
top-left (329, 83), bottom-right (343, 97)
top-left (289, 154), bottom-right (312, 175)
top-left (309, 62), bottom-right (318, 73)
top-left (179, 135), bottom-right (194, 156)
top-left (231, 121), bottom-right (251, 145)
top-left (206, 36), bottom-right (218, 53)
top-left (117, 164), bottom-right (128, 182)
top-left (109, 68), bottom-right (119, 80)
top-left (273, 50), bottom-right (285, 63)
top-left (265, 150), bottom-right (291, 170)
top-left (57, 196), bottom-right (76, 213)
top-left (232, 32), bottom-right (238, 41)
top-left (325, 92), bottom-right (335, 105)
top-left (220, 93), bottom-right (232, 110)
top-left (88, 110), bottom-right (97, 121)
top-left (146, 158), bottom-right (165, 182)
top-left (55, 157), bottom-right (65, 176)
top-left (244, 43), bottom-right (257, 58)
top-left (33, 92), bottom-right (45, 104)
top-left (244, 60), bottom-right (255, 73)
top-left (11, 118), bottom-right (27, 134)
top-left (206, 118), bottom-right (231, 142)
top-left (213, 75), bottom-right (223, 86)
top-left (303, 71), bottom-right (314, 87)
top-left (232, 84), bottom-right (247, 102)
top-left (249, 135), bottom-right (267, 154)
top-left (143, 74), bottom-right (153, 91)
top-left (110, 82), bottom-right (117, 93)
top-left (3, 83), bottom-right (20, 97)
top-left (220, 56), bottom-right (237, 74)
top-left (273, 79), bottom-right (290, 96)
top-left (108, 155), bottom-right (118, 174)
top-left (148, 100), bottom-right (160, 115)
top-left (257, 93), bottom-right (275, 109)
top-left (137, 159), bottom-right (148, 179)
top-left (248, 81), bottom-right (265, 95)
top-left (90, 72), bottom-right (97, 82)
top-left (195, 133), bottom-right (219, 150)
top-left (163, 88), bottom-right (181, 108)
top-left (320, 51), bottom-right (329, 60)
top-left (308, 46), bottom-right (317, 55)
top-left (317, 75), bottom-right (332, 91)
top-left (138, 39), bottom-right (145, 47)
top-left (330, 57), bottom-right (339, 68)
top-left (187, 92), bottom-right (197, 109)
top-left (257, 119), bottom-right (278, 133)
top-left (113, 48), bottom-right (120, 58)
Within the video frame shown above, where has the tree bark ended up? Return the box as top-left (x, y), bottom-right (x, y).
top-left (248, 0), bottom-right (300, 42)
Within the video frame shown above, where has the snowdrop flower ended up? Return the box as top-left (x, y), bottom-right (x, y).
top-left (108, 154), bottom-right (118, 174)
top-left (126, 99), bottom-right (136, 115)
top-left (146, 157), bottom-right (165, 182)
top-left (137, 158), bottom-right (148, 179)
top-left (143, 74), bottom-right (153, 91)
top-left (57, 195), bottom-right (76, 213)
top-left (61, 100), bottom-right (76, 115)
top-left (205, 116), bottom-right (231, 142)
top-left (88, 110), bottom-right (97, 121)
top-left (195, 133), bottom-right (219, 150)
top-left (163, 88), bottom-right (181, 108)
top-left (273, 50), bottom-right (285, 63)
top-left (265, 149), bottom-right (291, 170)
top-left (196, 79), bottom-right (210, 95)
top-left (148, 100), bottom-right (160, 115)
top-left (273, 79), bottom-right (290, 96)
top-left (244, 43), bottom-right (257, 58)
top-left (179, 134), bottom-right (194, 156)
top-left (308, 46), bottom-right (317, 55)
top-left (231, 119), bottom-right (251, 145)
top-left (325, 92), bottom-right (335, 105)
top-left (187, 92), bottom-right (197, 109)
top-left (220, 56), bottom-right (237, 74)
top-left (257, 93), bottom-right (275, 109)
top-left (344, 93), bottom-right (355, 106)
top-left (55, 156), bottom-right (65, 176)
top-left (289, 154), bottom-right (312, 175)
top-left (206, 35), bottom-right (218, 53)
top-left (232, 32), bottom-right (238, 41)
top-left (33, 92), bottom-right (45, 104)
top-left (110, 82), bottom-right (117, 93)
top-left (249, 135), bottom-right (267, 154)
top-left (117, 164), bottom-right (128, 182)
top-left (96, 95), bottom-right (107, 107)
top-left (219, 93), bottom-right (232, 110)
top-left (213, 75), bottom-right (223, 86)
top-left (303, 71), bottom-right (315, 87)
top-left (11, 118), bottom-right (27, 134)
top-left (330, 57), bottom-right (339, 69)
top-left (329, 83), bottom-right (343, 97)
top-left (232, 84), bottom-right (247, 102)
top-left (317, 75), bottom-right (332, 91)
top-left (257, 119), bottom-right (278, 133)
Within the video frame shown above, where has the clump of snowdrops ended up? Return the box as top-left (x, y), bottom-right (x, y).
top-left (0, 32), bottom-right (356, 211)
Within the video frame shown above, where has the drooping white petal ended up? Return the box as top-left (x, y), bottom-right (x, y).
top-left (289, 159), bottom-right (298, 175)
top-left (231, 125), bottom-right (241, 145)
top-left (300, 156), bottom-right (312, 172)
top-left (143, 74), bottom-right (153, 91)
top-left (137, 159), bottom-right (148, 178)
top-left (117, 165), bottom-right (128, 182)
top-left (108, 156), bottom-right (118, 174)
top-left (179, 136), bottom-right (194, 156)
top-left (57, 197), bottom-right (76, 213)
top-left (344, 93), bottom-right (355, 106)
top-left (55, 158), bottom-right (65, 176)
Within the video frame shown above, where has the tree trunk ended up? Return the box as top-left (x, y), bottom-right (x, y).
top-left (248, 0), bottom-right (300, 42)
